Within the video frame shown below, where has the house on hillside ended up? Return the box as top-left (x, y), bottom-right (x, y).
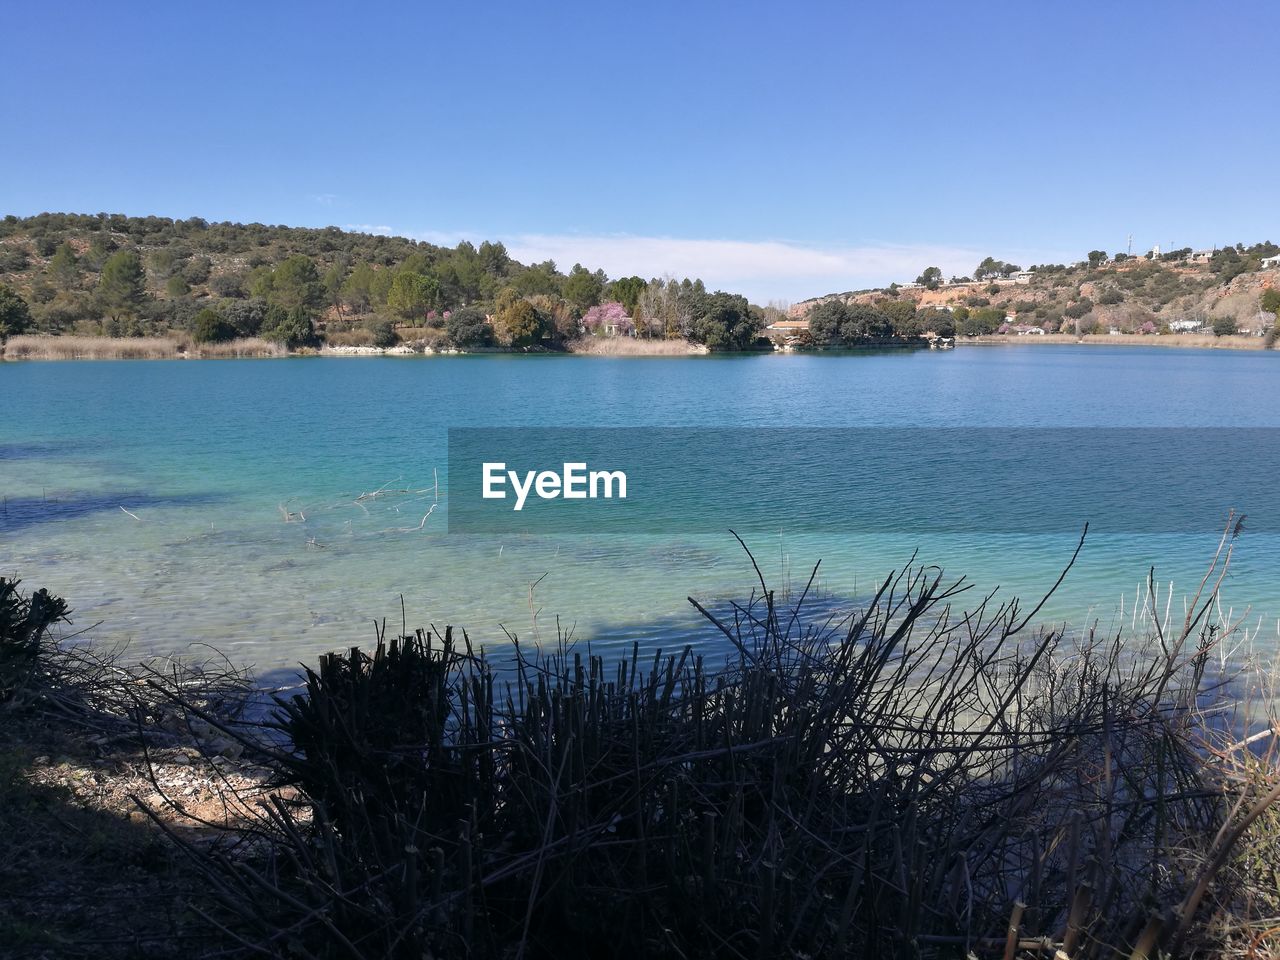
top-left (766, 319), bottom-right (810, 350)
top-left (581, 302), bottom-right (635, 337)
top-left (1169, 319), bottom-right (1203, 333)
top-left (1262, 253), bottom-right (1280, 269)
top-left (766, 319), bottom-right (810, 338)
top-left (1010, 324), bottom-right (1045, 336)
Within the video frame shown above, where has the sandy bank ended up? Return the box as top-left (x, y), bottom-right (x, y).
top-left (320, 343), bottom-right (420, 356)
top-left (963, 332), bottom-right (1270, 350)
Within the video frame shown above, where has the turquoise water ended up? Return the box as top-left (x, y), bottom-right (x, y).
top-left (2, 346), bottom-right (1279, 674)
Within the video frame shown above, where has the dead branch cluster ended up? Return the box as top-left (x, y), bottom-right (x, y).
top-left (4, 516), bottom-right (1279, 959)
top-left (119, 524), bottom-right (1280, 960)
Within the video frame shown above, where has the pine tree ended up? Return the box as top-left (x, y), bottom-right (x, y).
top-left (98, 250), bottom-right (148, 320)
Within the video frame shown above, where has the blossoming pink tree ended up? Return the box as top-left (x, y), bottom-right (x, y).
top-left (581, 301), bottom-right (634, 336)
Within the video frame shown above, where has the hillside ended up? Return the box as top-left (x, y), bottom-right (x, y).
top-left (792, 244), bottom-right (1280, 340)
top-left (4, 215), bottom-right (1277, 354)
top-left (0, 213), bottom-right (762, 352)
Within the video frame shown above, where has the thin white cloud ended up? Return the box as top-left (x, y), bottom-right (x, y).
top-left (340, 226), bottom-right (1067, 304)
top-left (502, 234), bottom-right (987, 305)
top-left (310, 193), bottom-right (339, 206)
top-left (345, 224), bottom-right (468, 247)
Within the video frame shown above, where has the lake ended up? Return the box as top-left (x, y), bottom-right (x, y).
top-left (3, 345), bottom-right (1278, 675)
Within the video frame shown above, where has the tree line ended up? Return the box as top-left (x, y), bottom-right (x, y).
top-left (0, 213), bottom-right (766, 351)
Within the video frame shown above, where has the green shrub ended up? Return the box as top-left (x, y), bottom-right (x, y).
top-left (0, 283), bottom-right (33, 339)
top-left (218, 298), bottom-right (267, 336)
top-left (191, 308), bottom-right (236, 343)
top-left (1064, 298), bottom-right (1094, 319)
top-left (0, 246), bottom-right (31, 273)
top-left (446, 306), bottom-right (493, 347)
top-left (913, 307), bottom-right (954, 337)
top-left (182, 256), bottom-right (212, 285)
top-left (364, 317), bottom-right (398, 348)
top-left (208, 272), bottom-right (245, 298)
top-left (958, 307), bottom-right (1002, 336)
top-left (266, 306), bottom-right (317, 348)
top-left (494, 299), bottom-right (547, 347)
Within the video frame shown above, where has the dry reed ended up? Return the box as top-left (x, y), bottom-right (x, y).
top-left (189, 337), bottom-right (288, 358)
top-left (565, 336), bottom-right (707, 356)
top-left (2, 334), bottom-right (287, 360)
top-left (3, 334), bottom-right (186, 360)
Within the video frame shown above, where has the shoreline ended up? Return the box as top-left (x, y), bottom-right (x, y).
top-left (961, 332), bottom-right (1270, 350)
top-left (1, 331), bottom-right (1272, 361)
top-left (4, 557), bottom-right (1276, 958)
top-left (0, 334), bottom-right (714, 361)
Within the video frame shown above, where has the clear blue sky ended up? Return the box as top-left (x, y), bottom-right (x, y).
top-left (3, 1), bottom-right (1276, 302)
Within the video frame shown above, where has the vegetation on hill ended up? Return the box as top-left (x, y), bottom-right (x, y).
top-left (0, 213), bottom-right (767, 352)
top-left (6, 214), bottom-right (1277, 355)
top-left (798, 243), bottom-right (1280, 346)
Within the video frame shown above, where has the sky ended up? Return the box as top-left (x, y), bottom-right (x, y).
top-left (3, 1), bottom-right (1277, 304)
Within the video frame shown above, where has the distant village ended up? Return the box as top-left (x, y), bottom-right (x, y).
top-left (762, 243), bottom-right (1280, 347)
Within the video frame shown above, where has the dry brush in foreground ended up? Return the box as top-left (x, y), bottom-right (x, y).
top-left (127, 526), bottom-right (1280, 959)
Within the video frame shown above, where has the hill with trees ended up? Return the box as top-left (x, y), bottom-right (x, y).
top-left (791, 243), bottom-right (1280, 347)
top-left (0, 213), bottom-right (766, 352)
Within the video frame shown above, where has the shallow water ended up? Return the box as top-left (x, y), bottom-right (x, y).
top-left (2, 346), bottom-right (1278, 674)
